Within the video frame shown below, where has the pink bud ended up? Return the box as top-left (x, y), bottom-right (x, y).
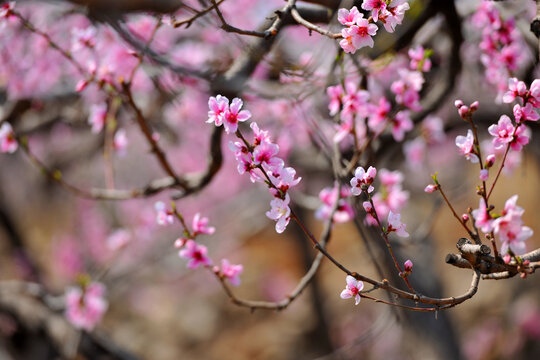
top-left (523, 260), bottom-right (530, 266)
top-left (458, 106), bottom-right (469, 118)
top-left (479, 169), bottom-right (488, 181)
top-left (404, 259), bottom-right (413, 272)
top-left (462, 214), bottom-right (469, 222)
top-left (503, 254), bottom-right (511, 264)
top-left (485, 154), bottom-right (496, 168)
top-left (470, 101), bottom-right (479, 111)
top-left (362, 201), bottom-right (373, 213)
top-left (424, 184), bottom-right (437, 193)
top-left (174, 238), bottom-right (187, 248)
top-left (454, 100), bottom-right (464, 108)
top-left (75, 79), bottom-right (88, 92)
top-left (152, 132), bottom-right (160, 142)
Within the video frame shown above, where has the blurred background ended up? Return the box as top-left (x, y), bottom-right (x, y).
top-left (1, 0), bottom-right (540, 359)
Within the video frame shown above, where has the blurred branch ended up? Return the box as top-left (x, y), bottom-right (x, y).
top-left (0, 281), bottom-right (138, 360)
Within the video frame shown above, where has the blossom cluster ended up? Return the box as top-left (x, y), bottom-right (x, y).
top-left (338, 1), bottom-right (410, 54)
top-left (154, 204), bottom-right (244, 286)
top-left (315, 185), bottom-right (355, 223)
top-left (208, 95), bottom-right (301, 234)
top-left (350, 166), bottom-right (409, 237)
top-left (65, 281), bottom-right (108, 331)
top-left (472, 195), bottom-right (533, 255)
top-left (327, 45), bottom-right (430, 145)
top-left (471, 2), bottom-right (528, 101)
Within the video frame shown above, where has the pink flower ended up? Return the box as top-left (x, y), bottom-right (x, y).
top-left (502, 77), bottom-right (527, 103)
top-left (250, 122), bottom-right (271, 145)
top-left (455, 130), bottom-right (479, 163)
top-left (408, 45), bottom-right (431, 72)
top-left (179, 240), bottom-right (212, 269)
top-left (337, 6), bottom-right (361, 26)
top-left (379, 0), bottom-right (410, 33)
top-left (361, 0), bottom-right (387, 22)
top-left (253, 141), bottom-right (281, 168)
top-left (88, 103), bottom-right (107, 134)
top-left (479, 169), bottom-right (489, 181)
top-left (268, 166), bottom-right (302, 196)
top-left (513, 103), bottom-right (539, 123)
top-left (266, 194), bottom-right (291, 233)
top-left (222, 97), bottom-right (251, 134)
top-left (340, 275), bottom-right (364, 305)
top-left (192, 213), bottom-right (215, 235)
top-left (368, 97), bottom-right (391, 133)
top-left (530, 79), bottom-right (540, 107)
top-left (65, 282), bottom-right (108, 331)
top-left (154, 201), bottom-right (174, 226)
top-left (71, 27), bottom-right (96, 52)
top-left (363, 201), bottom-right (373, 213)
top-left (0, 2), bottom-right (15, 19)
top-left (392, 110), bottom-right (413, 141)
top-left (339, 15), bottom-right (378, 54)
top-left (509, 124), bottom-right (530, 152)
top-left (493, 212), bottom-right (532, 255)
top-left (315, 185), bottom-right (354, 223)
top-left (106, 229), bottom-right (131, 251)
top-left (0, 122), bottom-right (18, 153)
top-left (350, 166), bottom-right (377, 195)
top-left (471, 198), bottom-right (493, 233)
top-left (391, 69), bottom-right (423, 111)
top-left (488, 115), bottom-right (515, 149)
top-left (207, 95), bottom-right (229, 127)
top-left (113, 128), bottom-right (128, 156)
top-left (327, 84), bottom-right (343, 116)
top-left (218, 259), bottom-right (243, 286)
top-left (387, 211), bottom-right (409, 237)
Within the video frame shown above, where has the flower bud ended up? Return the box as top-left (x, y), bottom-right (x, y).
top-left (470, 101), bottom-right (479, 111)
top-left (462, 214), bottom-right (469, 222)
top-left (454, 99), bottom-right (464, 108)
top-left (424, 184), bottom-right (438, 193)
top-left (485, 154), bottom-right (496, 168)
top-left (362, 201), bottom-right (373, 213)
top-left (404, 259), bottom-right (413, 272)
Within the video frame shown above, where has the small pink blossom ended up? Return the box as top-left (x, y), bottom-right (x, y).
top-left (479, 169), bottom-right (489, 181)
top-left (71, 27), bottom-right (97, 52)
top-left (179, 240), bottom-right (212, 269)
top-left (192, 213), bottom-right (215, 236)
top-left (174, 238), bottom-right (187, 248)
top-left (363, 201), bottom-right (373, 213)
top-left (327, 84), bottom-right (343, 116)
top-left (408, 46), bottom-right (431, 72)
top-left (0, 2), bottom-right (15, 19)
top-left (368, 97), bottom-right (391, 133)
top-left (88, 103), bottom-right (107, 134)
top-left (387, 211), bottom-right (409, 237)
top-left (350, 166), bottom-right (377, 195)
top-left (488, 115), bottom-right (514, 149)
top-left (455, 129), bottom-right (479, 163)
top-left (339, 15), bottom-right (378, 53)
top-left (315, 185), bottom-right (354, 223)
top-left (509, 124), bottom-right (530, 152)
top-left (0, 122), bottom-right (18, 153)
top-left (266, 194), bottom-right (291, 234)
top-left (154, 201), bottom-right (174, 226)
top-left (65, 282), bottom-right (108, 331)
top-left (513, 103), bottom-right (539, 123)
top-left (106, 229), bottom-right (130, 251)
top-left (113, 128), bottom-right (128, 156)
top-left (361, 0), bottom-right (387, 22)
top-left (207, 95), bottom-right (229, 127)
top-left (530, 79), bottom-right (540, 107)
top-left (337, 6), bottom-right (361, 26)
top-left (392, 110), bottom-right (413, 142)
top-left (424, 184), bottom-right (437, 193)
top-left (471, 198), bottom-right (493, 233)
top-left (222, 97), bottom-right (251, 134)
top-left (379, 0), bottom-right (410, 33)
top-left (502, 77), bottom-right (527, 103)
top-left (217, 259), bottom-right (243, 286)
top-left (485, 154), bottom-right (496, 167)
top-left (340, 275), bottom-right (364, 305)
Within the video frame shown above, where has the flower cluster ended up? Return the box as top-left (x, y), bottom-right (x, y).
top-left (471, 2), bottom-right (527, 101)
top-left (209, 96), bottom-right (301, 234)
top-left (207, 95), bottom-right (252, 134)
top-left (65, 281), bottom-right (108, 331)
top-left (472, 195), bottom-right (533, 255)
top-left (337, 1), bottom-right (410, 54)
top-left (364, 169), bottom-right (409, 226)
top-left (0, 122), bottom-right (18, 154)
top-left (327, 45), bottom-right (429, 145)
top-left (172, 212), bottom-right (243, 286)
top-left (351, 166), bottom-right (409, 237)
top-left (315, 185), bottom-right (354, 223)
